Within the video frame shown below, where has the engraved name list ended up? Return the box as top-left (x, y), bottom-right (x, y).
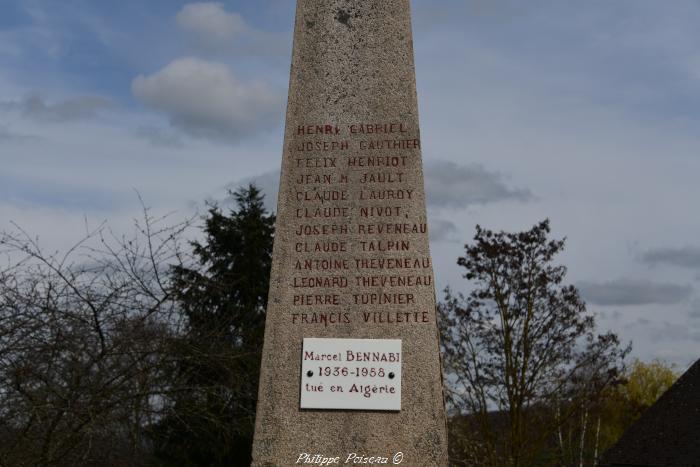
top-left (289, 121), bottom-right (432, 329)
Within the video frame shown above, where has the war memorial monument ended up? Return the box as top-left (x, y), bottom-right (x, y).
top-left (252, 1), bottom-right (449, 465)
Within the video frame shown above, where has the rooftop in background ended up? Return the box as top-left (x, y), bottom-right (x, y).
top-left (599, 358), bottom-right (700, 467)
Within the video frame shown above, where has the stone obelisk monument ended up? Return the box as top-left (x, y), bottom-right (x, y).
top-left (252, 1), bottom-right (448, 465)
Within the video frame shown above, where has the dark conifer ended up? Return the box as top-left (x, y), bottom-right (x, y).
top-left (152, 185), bottom-right (275, 466)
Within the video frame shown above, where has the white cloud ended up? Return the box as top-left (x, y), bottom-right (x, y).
top-left (176, 2), bottom-right (247, 46)
top-left (131, 57), bottom-right (282, 141)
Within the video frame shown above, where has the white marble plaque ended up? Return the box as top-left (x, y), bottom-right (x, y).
top-left (300, 338), bottom-right (402, 411)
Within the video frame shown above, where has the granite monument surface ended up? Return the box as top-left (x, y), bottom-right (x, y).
top-left (252, 1), bottom-right (448, 465)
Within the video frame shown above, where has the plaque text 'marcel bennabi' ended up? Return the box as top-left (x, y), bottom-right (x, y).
top-left (301, 338), bottom-right (402, 411)
top-left (252, 1), bottom-right (448, 465)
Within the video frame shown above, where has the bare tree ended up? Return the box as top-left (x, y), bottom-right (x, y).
top-left (439, 220), bottom-right (630, 467)
top-left (0, 207), bottom-right (193, 466)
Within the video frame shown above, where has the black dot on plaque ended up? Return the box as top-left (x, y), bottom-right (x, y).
top-left (388, 372), bottom-right (395, 379)
top-left (307, 371), bottom-right (313, 377)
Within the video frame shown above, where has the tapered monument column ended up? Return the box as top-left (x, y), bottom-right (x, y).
top-left (252, 1), bottom-right (448, 465)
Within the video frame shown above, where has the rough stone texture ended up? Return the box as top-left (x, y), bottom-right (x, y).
top-left (252, 1), bottom-right (448, 465)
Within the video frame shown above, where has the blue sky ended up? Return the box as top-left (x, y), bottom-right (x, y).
top-left (2, 0), bottom-right (700, 368)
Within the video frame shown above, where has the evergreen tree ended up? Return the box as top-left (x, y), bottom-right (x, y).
top-left (152, 185), bottom-right (275, 466)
